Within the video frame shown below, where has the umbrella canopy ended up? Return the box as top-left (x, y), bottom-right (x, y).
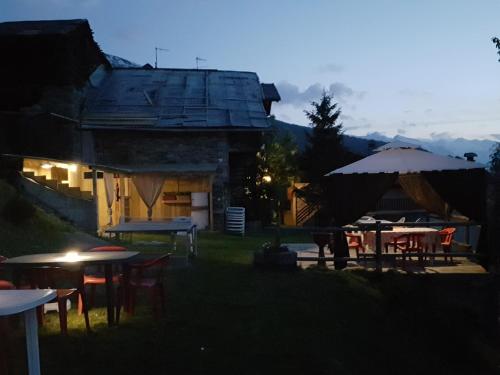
top-left (326, 148), bottom-right (484, 175)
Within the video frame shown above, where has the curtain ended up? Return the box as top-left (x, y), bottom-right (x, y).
top-left (398, 174), bottom-right (450, 219)
top-left (132, 173), bottom-right (165, 221)
top-left (323, 173), bottom-right (399, 268)
top-left (422, 169), bottom-right (487, 221)
top-left (423, 168), bottom-right (489, 266)
top-left (103, 172), bottom-right (114, 225)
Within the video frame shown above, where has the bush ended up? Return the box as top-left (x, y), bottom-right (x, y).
top-left (0, 179), bottom-right (16, 212)
top-left (2, 195), bottom-right (36, 225)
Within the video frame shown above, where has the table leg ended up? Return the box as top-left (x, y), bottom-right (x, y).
top-left (122, 263), bottom-right (131, 314)
top-left (170, 233), bottom-right (177, 252)
top-left (24, 308), bottom-right (41, 375)
top-left (104, 264), bottom-right (115, 327)
top-left (193, 227), bottom-right (198, 256)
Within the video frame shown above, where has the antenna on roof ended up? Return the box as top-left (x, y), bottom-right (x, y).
top-left (155, 47), bottom-right (169, 69)
top-left (196, 56), bottom-right (207, 69)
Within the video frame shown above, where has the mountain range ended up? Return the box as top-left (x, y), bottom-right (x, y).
top-left (361, 132), bottom-right (496, 164)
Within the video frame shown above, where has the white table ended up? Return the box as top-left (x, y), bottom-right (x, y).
top-left (363, 227), bottom-right (441, 252)
top-left (0, 290), bottom-right (56, 375)
top-left (105, 221), bottom-right (198, 256)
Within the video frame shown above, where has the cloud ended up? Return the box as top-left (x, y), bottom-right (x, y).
top-left (397, 128), bottom-right (407, 135)
top-left (345, 124), bottom-right (372, 131)
top-left (318, 63), bottom-right (344, 73)
top-left (429, 132), bottom-right (453, 140)
top-left (275, 81), bottom-right (365, 107)
top-left (424, 108), bottom-right (433, 114)
top-left (339, 114), bottom-right (354, 121)
top-left (398, 88), bottom-right (432, 97)
top-left (490, 134), bottom-right (500, 140)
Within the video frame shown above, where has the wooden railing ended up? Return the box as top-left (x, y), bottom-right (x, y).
top-left (289, 220), bottom-right (482, 272)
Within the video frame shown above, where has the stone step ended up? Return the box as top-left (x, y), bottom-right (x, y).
top-left (57, 183), bottom-right (70, 193)
top-left (45, 179), bottom-right (58, 189)
top-left (23, 171), bottom-right (35, 179)
top-left (33, 175), bottom-right (47, 184)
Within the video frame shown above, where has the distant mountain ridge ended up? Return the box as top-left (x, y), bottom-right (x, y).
top-left (104, 53), bottom-right (140, 68)
top-left (362, 132), bottom-right (496, 164)
top-left (272, 119), bottom-right (497, 164)
top-left (271, 119), bottom-right (383, 156)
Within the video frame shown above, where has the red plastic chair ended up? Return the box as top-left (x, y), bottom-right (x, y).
top-left (439, 228), bottom-right (456, 262)
top-left (79, 246), bottom-right (127, 313)
top-left (388, 233), bottom-right (425, 264)
top-left (30, 267), bottom-right (91, 335)
top-left (116, 254), bottom-right (170, 323)
top-left (345, 233), bottom-right (365, 258)
top-left (0, 256), bottom-right (15, 290)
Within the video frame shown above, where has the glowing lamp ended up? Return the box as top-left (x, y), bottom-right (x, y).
top-left (263, 175), bottom-right (272, 183)
top-left (41, 163), bottom-right (53, 169)
top-left (62, 251), bottom-right (81, 262)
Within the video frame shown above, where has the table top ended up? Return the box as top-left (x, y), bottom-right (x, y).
top-left (3, 251), bottom-right (139, 267)
top-left (0, 290), bottom-right (56, 316)
top-left (367, 227), bottom-right (439, 234)
top-left (105, 221), bottom-right (195, 234)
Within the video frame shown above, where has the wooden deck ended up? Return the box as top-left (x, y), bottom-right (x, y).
top-left (285, 243), bottom-right (487, 274)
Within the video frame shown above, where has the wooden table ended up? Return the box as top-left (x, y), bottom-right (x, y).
top-left (0, 289), bottom-right (56, 375)
top-left (105, 221), bottom-right (198, 257)
top-left (363, 227), bottom-right (441, 252)
top-left (3, 251), bottom-right (139, 327)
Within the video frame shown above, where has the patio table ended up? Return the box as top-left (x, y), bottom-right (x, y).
top-left (105, 221), bottom-right (198, 257)
top-left (363, 227), bottom-right (441, 252)
top-left (3, 251), bottom-right (139, 327)
top-left (0, 289), bottom-right (56, 375)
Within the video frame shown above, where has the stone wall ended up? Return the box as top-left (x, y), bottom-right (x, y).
top-left (89, 130), bottom-right (237, 229)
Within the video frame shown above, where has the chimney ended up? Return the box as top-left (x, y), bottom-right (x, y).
top-left (463, 152), bottom-right (477, 162)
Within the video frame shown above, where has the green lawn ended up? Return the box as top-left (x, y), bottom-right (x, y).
top-left (0, 178), bottom-right (498, 374)
top-left (2, 230), bottom-right (500, 374)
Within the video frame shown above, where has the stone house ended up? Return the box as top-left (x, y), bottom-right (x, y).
top-left (0, 19), bottom-right (280, 232)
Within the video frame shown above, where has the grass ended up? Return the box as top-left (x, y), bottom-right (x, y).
top-left (2, 230), bottom-right (500, 374)
top-left (0, 180), bottom-right (73, 257)
top-left (0, 180), bottom-right (498, 374)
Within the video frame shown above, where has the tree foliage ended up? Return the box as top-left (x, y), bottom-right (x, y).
top-left (300, 92), bottom-right (348, 183)
top-left (493, 37), bottom-right (500, 62)
top-left (298, 93), bottom-right (358, 223)
top-left (490, 142), bottom-right (500, 175)
top-left (253, 131), bottom-right (299, 224)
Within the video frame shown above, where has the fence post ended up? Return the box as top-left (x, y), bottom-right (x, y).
top-left (375, 220), bottom-right (382, 272)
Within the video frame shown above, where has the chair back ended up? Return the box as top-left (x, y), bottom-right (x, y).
top-left (439, 228), bottom-right (456, 246)
top-left (130, 254), bottom-right (171, 284)
top-left (345, 233), bottom-right (362, 246)
top-left (87, 246), bottom-right (127, 252)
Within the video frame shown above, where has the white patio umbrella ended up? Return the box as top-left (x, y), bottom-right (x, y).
top-left (325, 148), bottom-right (484, 175)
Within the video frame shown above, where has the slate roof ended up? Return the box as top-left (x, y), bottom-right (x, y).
top-left (82, 68), bottom-right (278, 130)
top-left (0, 19), bottom-right (88, 36)
top-left (261, 83), bottom-right (281, 102)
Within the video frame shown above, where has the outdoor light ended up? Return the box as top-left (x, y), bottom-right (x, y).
top-left (263, 175), bottom-right (272, 183)
top-left (61, 250), bottom-right (81, 262)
